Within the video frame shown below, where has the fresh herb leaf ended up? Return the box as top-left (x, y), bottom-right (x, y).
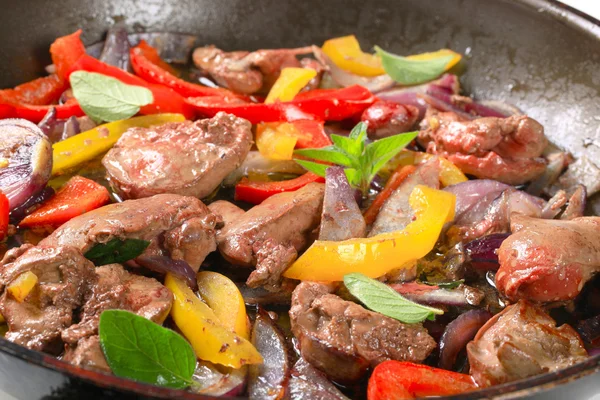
top-left (375, 46), bottom-right (456, 85)
top-left (99, 310), bottom-right (196, 389)
top-left (85, 238), bottom-right (150, 266)
top-left (294, 121), bottom-right (416, 196)
top-left (343, 273), bottom-right (444, 324)
top-left (70, 71), bottom-right (153, 122)
top-left (423, 279), bottom-right (465, 290)
top-left (294, 146), bottom-right (354, 167)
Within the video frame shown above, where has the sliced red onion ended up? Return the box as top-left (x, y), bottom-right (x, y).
top-left (59, 89), bottom-right (75, 105)
top-left (248, 309), bottom-right (290, 400)
top-left (37, 107), bottom-right (58, 138)
top-left (562, 185), bottom-right (587, 220)
top-left (287, 357), bottom-right (349, 400)
top-left (192, 361), bottom-right (247, 396)
top-left (464, 233), bottom-right (510, 272)
top-left (313, 46), bottom-right (395, 93)
top-left (576, 314), bottom-right (600, 345)
top-left (99, 21), bottom-right (131, 71)
top-left (425, 86), bottom-right (519, 118)
top-left (389, 282), bottom-right (484, 307)
top-left (319, 166), bottom-right (366, 241)
top-left (9, 186), bottom-right (55, 224)
top-left (135, 255), bottom-right (197, 290)
top-left (418, 93), bottom-right (475, 120)
top-left (0, 119), bottom-right (52, 210)
top-left (527, 150), bottom-right (569, 196)
top-left (444, 180), bottom-right (510, 226)
top-left (438, 309), bottom-right (493, 370)
top-left (236, 283), bottom-right (293, 305)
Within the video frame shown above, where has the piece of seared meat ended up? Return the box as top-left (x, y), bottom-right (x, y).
top-left (496, 214), bottom-right (600, 302)
top-left (419, 109), bottom-right (548, 185)
top-left (368, 157), bottom-right (440, 237)
top-left (0, 246), bottom-right (95, 353)
top-left (192, 46), bottom-right (313, 94)
top-left (62, 264), bottom-right (173, 344)
top-left (213, 183), bottom-right (324, 291)
top-left (62, 264), bottom-right (173, 372)
top-left (289, 282), bottom-right (436, 382)
top-left (467, 300), bottom-right (587, 386)
top-left (103, 112), bottom-right (252, 200)
top-left (361, 101), bottom-right (420, 140)
top-left (40, 194), bottom-right (218, 272)
top-left (63, 336), bottom-right (110, 373)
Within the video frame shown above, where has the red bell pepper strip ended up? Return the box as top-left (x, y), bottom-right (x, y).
top-left (0, 99), bottom-right (84, 123)
top-left (367, 361), bottom-right (477, 400)
top-left (290, 120), bottom-right (332, 148)
top-left (67, 54), bottom-right (195, 119)
top-left (130, 41), bottom-right (241, 99)
top-left (49, 30), bottom-right (87, 81)
top-left (19, 176), bottom-right (110, 228)
top-left (187, 85), bottom-right (375, 123)
top-left (235, 172), bottom-right (325, 204)
top-left (0, 74), bottom-right (66, 106)
top-left (187, 96), bottom-right (317, 124)
top-left (0, 192), bottom-right (8, 241)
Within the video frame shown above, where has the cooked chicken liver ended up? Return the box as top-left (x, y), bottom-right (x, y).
top-left (214, 183), bottom-right (324, 290)
top-left (63, 336), bottom-right (111, 373)
top-left (40, 194), bottom-right (218, 271)
top-left (0, 246), bottom-right (95, 353)
top-left (419, 109), bottom-right (548, 185)
top-left (496, 214), bottom-right (600, 302)
top-left (467, 300), bottom-right (588, 386)
top-left (289, 282), bottom-right (436, 382)
top-left (103, 112), bottom-right (252, 200)
top-left (361, 101), bottom-right (420, 140)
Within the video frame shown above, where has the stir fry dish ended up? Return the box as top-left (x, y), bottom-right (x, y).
top-left (1, 25), bottom-right (599, 400)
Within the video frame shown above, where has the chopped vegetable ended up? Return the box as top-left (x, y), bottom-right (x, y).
top-left (0, 192), bottom-right (8, 241)
top-left (264, 67), bottom-right (317, 103)
top-left (165, 273), bottom-right (263, 368)
top-left (67, 54), bottom-right (195, 119)
top-left (0, 98), bottom-right (84, 123)
top-left (415, 153), bottom-right (467, 187)
top-left (344, 273), bottom-right (443, 324)
top-left (130, 41), bottom-right (241, 99)
top-left (187, 85), bottom-right (375, 123)
top-left (283, 185), bottom-right (455, 281)
top-left (0, 74), bottom-right (66, 106)
top-left (295, 122), bottom-right (417, 196)
top-left (7, 271), bottom-right (38, 302)
top-left (85, 238), bottom-right (150, 266)
top-left (363, 165), bottom-right (416, 225)
top-left (235, 172), bottom-right (325, 204)
top-left (322, 35), bottom-right (385, 77)
top-left (99, 310), bottom-right (196, 389)
top-left (367, 361), bottom-right (477, 400)
top-left (69, 71), bottom-right (154, 122)
top-left (49, 29), bottom-right (87, 81)
top-left (375, 47), bottom-right (462, 85)
top-left (196, 271), bottom-right (250, 339)
top-left (256, 124), bottom-right (298, 160)
top-left (52, 113), bottom-right (185, 175)
top-left (19, 176), bottom-right (110, 228)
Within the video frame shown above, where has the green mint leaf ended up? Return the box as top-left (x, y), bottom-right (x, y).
top-left (375, 46), bottom-right (455, 85)
top-left (99, 310), bottom-right (195, 389)
top-left (343, 273), bottom-right (443, 324)
top-left (349, 121), bottom-right (368, 141)
top-left (294, 159), bottom-right (329, 177)
top-left (330, 134), bottom-right (364, 159)
top-left (366, 131), bottom-right (418, 177)
top-left (344, 168), bottom-right (361, 188)
top-left (70, 71), bottom-right (153, 122)
top-left (85, 238), bottom-right (150, 266)
top-left (295, 146), bottom-right (354, 167)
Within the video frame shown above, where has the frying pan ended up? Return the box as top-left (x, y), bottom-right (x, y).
top-left (0, 0), bottom-right (599, 398)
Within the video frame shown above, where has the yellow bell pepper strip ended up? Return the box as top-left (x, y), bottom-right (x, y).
top-left (52, 113), bottom-right (185, 175)
top-left (196, 271), bottom-right (250, 339)
top-left (165, 273), bottom-right (262, 368)
top-left (284, 185), bottom-right (455, 281)
top-left (322, 35), bottom-right (385, 77)
top-left (7, 271), bottom-right (38, 302)
top-left (407, 49), bottom-right (462, 72)
top-left (264, 67), bottom-right (317, 104)
top-left (256, 124), bottom-right (298, 160)
top-left (414, 153), bottom-right (468, 187)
